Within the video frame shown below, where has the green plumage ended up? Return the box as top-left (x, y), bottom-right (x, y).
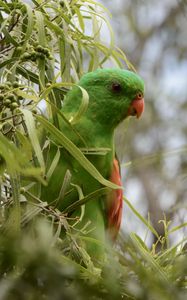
top-left (40, 68), bottom-right (144, 261)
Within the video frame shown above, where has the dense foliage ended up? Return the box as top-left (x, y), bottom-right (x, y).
top-left (0, 0), bottom-right (186, 299)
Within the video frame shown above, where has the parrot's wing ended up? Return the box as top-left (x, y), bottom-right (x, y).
top-left (107, 157), bottom-right (123, 240)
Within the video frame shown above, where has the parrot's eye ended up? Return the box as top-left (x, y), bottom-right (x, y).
top-left (137, 92), bottom-right (143, 99)
top-left (111, 82), bottom-right (122, 93)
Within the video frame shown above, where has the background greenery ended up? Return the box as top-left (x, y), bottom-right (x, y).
top-left (0, 0), bottom-right (186, 299)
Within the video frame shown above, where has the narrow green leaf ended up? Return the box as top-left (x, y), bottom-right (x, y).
top-left (80, 147), bottom-right (111, 155)
top-left (39, 82), bottom-right (72, 101)
top-left (64, 187), bottom-right (110, 214)
top-left (130, 233), bottom-right (169, 284)
top-left (21, 109), bottom-right (45, 171)
top-left (0, 17), bottom-right (19, 46)
top-left (10, 173), bottom-right (21, 232)
top-left (91, 13), bottom-right (100, 69)
top-left (168, 222), bottom-right (187, 234)
top-left (69, 85), bottom-right (89, 125)
top-left (16, 130), bottom-right (33, 160)
top-left (17, 66), bottom-right (39, 84)
top-left (86, 0), bottom-right (112, 16)
top-left (59, 37), bottom-right (66, 78)
top-left (70, 183), bottom-right (85, 224)
top-left (62, 20), bottom-right (71, 82)
top-left (35, 11), bottom-right (46, 46)
top-left (155, 236), bottom-right (187, 263)
top-left (23, 3), bottom-right (34, 44)
top-left (46, 148), bottom-right (61, 180)
top-left (0, 58), bottom-right (18, 69)
top-left (16, 90), bottom-right (39, 102)
top-left (45, 18), bottom-right (65, 37)
top-left (124, 197), bottom-right (159, 239)
top-left (54, 169), bottom-right (72, 208)
top-left (74, 6), bottom-right (85, 32)
top-left (35, 10), bottom-right (46, 88)
top-left (21, 202), bottom-right (48, 226)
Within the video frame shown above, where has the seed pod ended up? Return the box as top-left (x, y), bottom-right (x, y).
top-left (13, 82), bottom-right (19, 88)
top-left (11, 102), bottom-right (19, 109)
top-left (6, 82), bottom-right (12, 87)
top-left (4, 84), bottom-right (10, 90)
top-left (60, 1), bottom-right (64, 7)
top-left (4, 99), bottom-right (11, 106)
top-left (36, 45), bottom-right (43, 52)
top-left (7, 94), bottom-right (17, 102)
top-left (15, 108), bottom-right (20, 114)
top-left (16, 46), bottom-right (23, 52)
top-left (21, 53), bottom-right (31, 60)
top-left (36, 52), bottom-right (45, 59)
top-left (43, 47), bottom-right (49, 55)
top-left (32, 108), bottom-right (38, 114)
top-left (20, 187), bottom-right (25, 193)
top-left (31, 55), bottom-right (37, 61)
top-left (31, 51), bottom-right (36, 56)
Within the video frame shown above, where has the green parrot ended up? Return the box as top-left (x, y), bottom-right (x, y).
top-left (41, 68), bottom-right (144, 261)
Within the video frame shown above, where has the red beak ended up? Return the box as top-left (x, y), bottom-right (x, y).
top-left (128, 97), bottom-right (144, 119)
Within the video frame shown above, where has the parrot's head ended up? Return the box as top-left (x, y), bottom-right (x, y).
top-left (78, 68), bottom-right (145, 129)
top-left (65, 68), bottom-right (145, 130)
